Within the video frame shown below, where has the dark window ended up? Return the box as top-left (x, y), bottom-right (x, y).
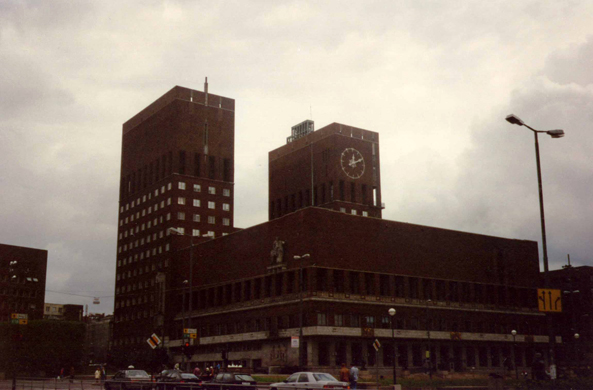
top-left (321, 183), bottom-right (326, 204)
top-left (350, 272), bottom-right (360, 294)
top-left (351, 182), bottom-right (356, 202)
top-left (223, 158), bottom-right (231, 182)
top-left (395, 276), bottom-right (405, 297)
top-left (316, 269), bottom-right (327, 292)
top-left (270, 201), bottom-right (275, 219)
top-left (362, 184), bottom-right (367, 204)
top-left (168, 151), bottom-right (173, 175)
top-left (333, 270), bottom-right (344, 293)
top-left (364, 273), bottom-right (375, 295)
top-left (243, 280), bottom-right (251, 301)
top-left (339, 180), bottom-right (345, 201)
top-left (380, 275), bottom-right (390, 296)
top-left (194, 153), bottom-right (201, 176)
top-left (179, 150), bottom-right (186, 174)
top-left (409, 278), bottom-right (419, 299)
top-left (208, 156), bottom-right (216, 179)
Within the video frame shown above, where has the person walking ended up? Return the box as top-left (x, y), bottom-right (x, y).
top-left (339, 363), bottom-right (350, 383)
top-left (349, 363), bottom-right (359, 390)
top-left (95, 368), bottom-right (101, 383)
top-left (69, 366), bottom-right (75, 383)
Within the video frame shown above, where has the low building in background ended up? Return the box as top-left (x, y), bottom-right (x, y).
top-left (44, 303), bottom-right (84, 321)
top-left (0, 243), bottom-right (47, 322)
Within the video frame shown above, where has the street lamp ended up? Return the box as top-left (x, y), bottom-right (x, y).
top-left (511, 330), bottom-right (518, 380)
top-left (505, 114), bottom-right (565, 366)
top-left (574, 333), bottom-right (580, 369)
top-left (294, 254), bottom-right (310, 368)
top-left (388, 308), bottom-right (397, 385)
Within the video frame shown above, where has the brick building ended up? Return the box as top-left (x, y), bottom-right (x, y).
top-left (0, 243), bottom-right (47, 322)
top-left (114, 86), bottom-right (551, 376)
top-left (549, 266), bottom-right (593, 368)
top-left (269, 121), bottom-right (383, 220)
top-left (112, 81), bottom-right (237, 353)
top-left (168, 206), bottom-right (548, 375)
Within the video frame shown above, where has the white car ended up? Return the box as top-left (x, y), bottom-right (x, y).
top-left (270, 372), bottom-right (349, 390)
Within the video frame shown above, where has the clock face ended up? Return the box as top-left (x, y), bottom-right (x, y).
top-left (341, 148), bottom-right (365, 179)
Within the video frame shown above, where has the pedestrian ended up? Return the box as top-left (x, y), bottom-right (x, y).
top-left (59, 367), bottom-right (64, 380)
top-left (69, 366), bottom-right (75, 383)
top-left (339, 363), bottom-right (350, 383)
top-left (101, 366), bottom-right (106, 383)
top-left (95, 368), bottom-right (101, 383)
top-left (174, 363), bottom-right (180, 370)
top-left (193, 366), bottom-right (201, 378)
top-left (349, 363), bottom-right (359, 390)
top-left (531, 353), bottom-right (547, 380)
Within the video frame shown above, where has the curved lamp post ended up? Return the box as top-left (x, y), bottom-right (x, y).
top-left (388, 308), bottom-right (397, 385)
top-left (505, 114), bottom-right (565, 366)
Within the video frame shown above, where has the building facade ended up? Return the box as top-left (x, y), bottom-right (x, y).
top-left (549, 265), bottom-right (593, 368)
top-left (112, 82), bottom-right (237, 355)
top-left (0, 243), bottom-right (47, 322)
top-left (167, 207), bottom-right (548, 375)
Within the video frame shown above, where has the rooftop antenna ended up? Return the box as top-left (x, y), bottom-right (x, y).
top-left (204, 77), bottom-right (209, 106)
top-left (562, 254), bottom-right (572, 269)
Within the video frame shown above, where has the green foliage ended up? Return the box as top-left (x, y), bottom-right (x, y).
top-left (0, 320), bottom-right (86, 377)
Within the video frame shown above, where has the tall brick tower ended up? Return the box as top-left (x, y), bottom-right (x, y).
top-left (269, 121), bottom-right (382, 220)
top-left (113, 81), bottom-right (235, 353)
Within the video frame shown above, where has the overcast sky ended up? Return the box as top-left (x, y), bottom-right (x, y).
top-left (2, 1), bottom-right (592, 315)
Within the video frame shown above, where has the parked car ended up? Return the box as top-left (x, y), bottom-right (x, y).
top-left (156, 369), bottom-right (202, 390)
top-left (203, 372), bottom-right (257, 390)
top-left (104, 370), bottom-right (153, 390)
top-left (270, 372), bottom-right (349, 390)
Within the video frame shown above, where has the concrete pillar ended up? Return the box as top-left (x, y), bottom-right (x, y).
top-left (308, 339), bottom-right (318, 367)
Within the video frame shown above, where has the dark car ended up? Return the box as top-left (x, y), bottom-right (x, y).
top-left (203, 372), bottom-right (257, 390)
top-left (156, 369), bottom-right (202, 390)
top-left (104, 370), bottom-right (153, 390)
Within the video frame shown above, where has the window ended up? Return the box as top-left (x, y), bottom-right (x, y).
top-left (208, 201), bottom-right (215, 209)
top-left (178, 197), bottom-right (186, 205)
top-left (335, 314), bottom-right (344, 326)
top-left (192, 229), bottom-right (200, 236)
top-left (223, 189), bottom-right (230, 197)
top-left (222, 203), bottom-right (230, 211)
top-left (340, 207), bottom-right (346, 213)
top-left (362, 211), bottom-right (368, 217)
top-left (207, 231), bottom-right (215, 237)
top-left (193, 199), bottom-right (201, 207)
top-left (317, 313), bottom-right (328, 326)
top-left (178, 182), bottom-right (186, 190)
top-left (177, 212), bottom-right (185, 220)
top-left (176, 227), bottom-right (185, 234)
top-left (208, 186), bottom-right (216, 195)
top-left (208, 216), bottom-right (216, 224)
top-left (223, 218), bottom-right (230, 226)
top-left (167, 198), bottom-right (171, 205)
top-left (351, 209), bottom-right (357, 215)
top-left (193, 214), bottom-right (200, 222)
top-left (193, 184), bottom-right (201, 192)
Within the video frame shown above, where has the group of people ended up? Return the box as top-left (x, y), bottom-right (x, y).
top-left (192, 364), bottom-right (219, 380)
top-left (339, 363), bottom-right (359, 389)
top-left (94, 366), bottom-right (107, 383)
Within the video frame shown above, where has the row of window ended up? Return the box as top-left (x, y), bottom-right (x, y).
top-left (271, 181), bottom-right (378, 218)
top-left (120, 150), bottom-right (232, 198)
top-left (120, 197), bottom-right (230, 228)
top-left (175, 268), bottom-right (536, 312)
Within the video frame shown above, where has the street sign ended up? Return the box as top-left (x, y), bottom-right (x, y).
top-left (184, 328), bottom-right (197, 334)
top-left (373, 339), bottom-right (381, 352)
top-left (537, 289), bottom-right (562, 312)
top-left (11, 313), bottom-right (28, 320)
top-left (291, 336), bottom-right (299, 348)
top-left (147, 333), bottom-right (162, 349)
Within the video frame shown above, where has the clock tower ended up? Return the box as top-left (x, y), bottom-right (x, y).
top-left (268, 121), bottom-right (382, 220)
